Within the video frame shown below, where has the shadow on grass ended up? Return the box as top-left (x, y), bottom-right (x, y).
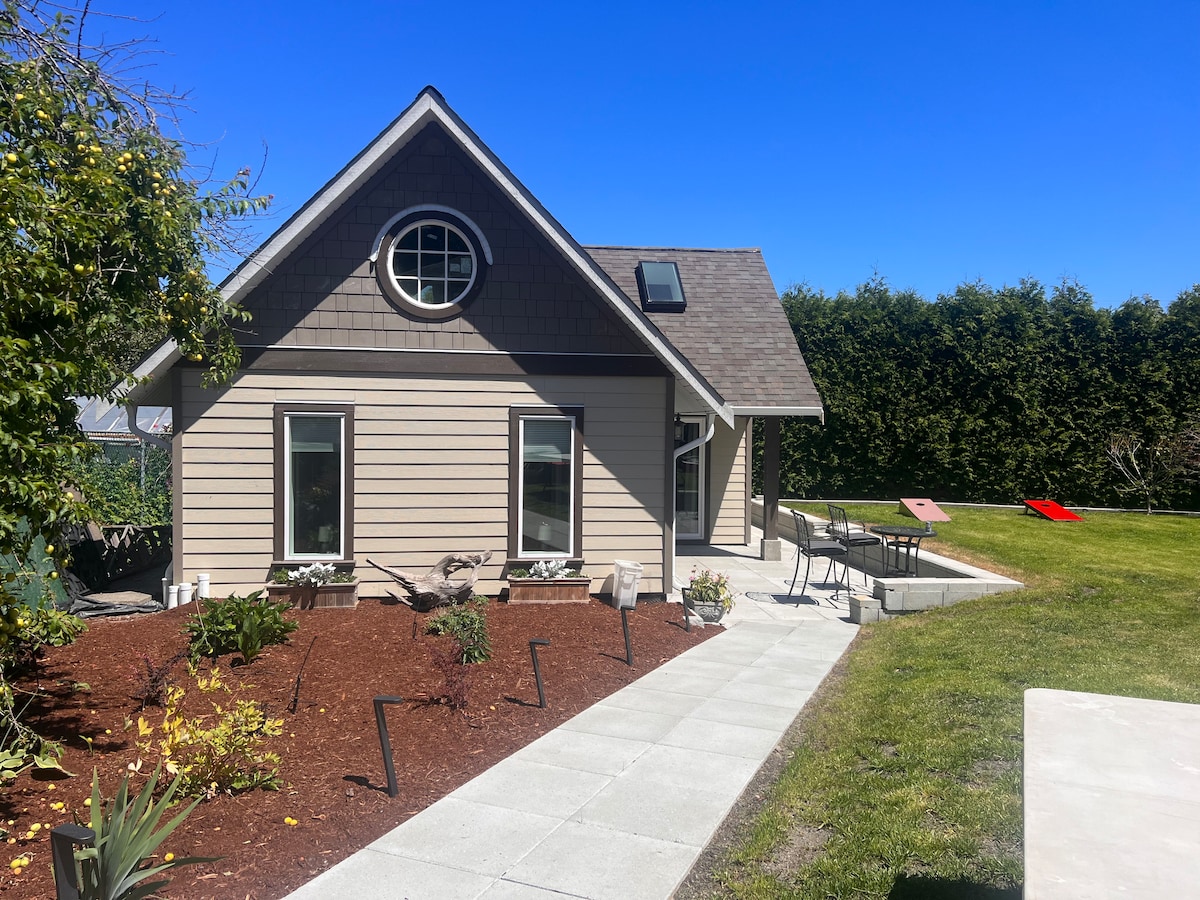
top-left (888, 876), bottom-right (1021, 900)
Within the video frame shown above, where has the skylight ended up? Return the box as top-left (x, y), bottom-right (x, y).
top-left (636, 261), bottom-right (686, 311)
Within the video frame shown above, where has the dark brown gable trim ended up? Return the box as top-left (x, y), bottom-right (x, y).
top-left (273, 403), bottom-right (356, 566)
top-left (237, 348), bottom-right (669, 378)
top-left (507, 405), bottom-right (585, 564)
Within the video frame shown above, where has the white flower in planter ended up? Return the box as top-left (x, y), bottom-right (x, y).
top-left (529, 560), bottom-right (580, 580)
top-left (287, 563), bottom-right (337, 587)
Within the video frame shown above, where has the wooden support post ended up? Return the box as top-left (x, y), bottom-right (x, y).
top-left (761, 416), bottom-right (782, 560)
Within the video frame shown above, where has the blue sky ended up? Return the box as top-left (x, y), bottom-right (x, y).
top-left (89, 1), bottom-right (1199, 306)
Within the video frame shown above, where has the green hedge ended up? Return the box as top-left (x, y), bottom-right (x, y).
top-left (764, 278), bottom-right (1200, 510)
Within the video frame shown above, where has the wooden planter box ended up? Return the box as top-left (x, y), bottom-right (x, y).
top-left (266, 580), bottom-right (359, 610)
top-left (506, 577), bottom-right (592, 605)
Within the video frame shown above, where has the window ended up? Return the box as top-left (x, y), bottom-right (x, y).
top-left (274, 405), bottom-right (354, 562)
top-left (635, 260), bottom-right (686, 311)
top-left (509, 407), bottom-right (583, 560)
top-left (390, 221), bottom-right (476, 308)
top-left (373, 207), bottom-right (489, 320)
top-left (675, 416), bottom-right (705, 540)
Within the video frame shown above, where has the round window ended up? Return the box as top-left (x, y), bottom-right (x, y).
top-left (388, 220), bottom-right (477, 309)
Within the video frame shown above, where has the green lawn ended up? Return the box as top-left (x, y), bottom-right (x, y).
top-left (715, 504), bottom-right (1200, 899)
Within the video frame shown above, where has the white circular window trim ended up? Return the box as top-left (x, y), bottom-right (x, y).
top-left (369, 204), bottom-right (493, 266)
top-left (371, 205), bottom-right (492, 316)
top-left (387, 219), bottom-right (479, 309)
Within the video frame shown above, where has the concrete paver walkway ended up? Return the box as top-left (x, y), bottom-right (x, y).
top-left (286, 537), bottom-right (858, 899)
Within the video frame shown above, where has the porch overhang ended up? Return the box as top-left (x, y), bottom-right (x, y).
top-left (730, 405), bottom-right (824, 423)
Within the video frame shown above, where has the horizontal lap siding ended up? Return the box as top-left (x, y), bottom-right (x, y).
top-left (177, 370), bottom-right (668, 597)
top-left (710, 417), bottom-right (750, 545)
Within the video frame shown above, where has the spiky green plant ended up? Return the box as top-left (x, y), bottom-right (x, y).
top-left (74, 765), bottom-right (216, 900)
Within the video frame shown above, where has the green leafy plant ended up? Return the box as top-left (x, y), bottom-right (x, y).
top-left (67, 443), bottom-right (172, 526)
top-left (425, 595), bottom-right (491, 664)
top-left (686, 567), bottom-right (735, 612)
top-left (0, 677), bottom-right (64, 779)
top-left (74, 765), bottom-right (215, 900)
top-left (136, 666), bottom-right (283, 798)
top-left (184, 590), bottom-right (298, 665)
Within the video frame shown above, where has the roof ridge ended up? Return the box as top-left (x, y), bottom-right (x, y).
top-left (583, 245), bottom-right (762, 254)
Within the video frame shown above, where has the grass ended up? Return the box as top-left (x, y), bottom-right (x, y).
top-left (715, 504), bottom-right (1200, 899)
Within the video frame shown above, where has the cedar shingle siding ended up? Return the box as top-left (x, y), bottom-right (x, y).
top-left (239, 123), bottom-right (646, 357)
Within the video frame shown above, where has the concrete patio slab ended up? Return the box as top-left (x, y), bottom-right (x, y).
top-left (1024, 689), bottom-right (1200, 899)
top-left (365, 797), bottom-right (560, 877)
top-left (448, 757), bottom-right (612, 819)
top-left (498, 820), bottom-right (701, 900)
top-left (286, 851), bottom-right (498, 900)
top-left (284, 532), bottom-right (859, 900)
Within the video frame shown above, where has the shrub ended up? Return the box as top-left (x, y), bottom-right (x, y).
top-left (424, 595), bottom-right (491, 664)
top-left (129, 649), bottom-right (189, 709)
top-left (0, 678), bottom-right (63, 780)
top-left (67, 442), bottom-right (172, 527)
top-left (429, 640), bottom-right (470, 709)
top-left (184, 590), bottom-right (298, 665)
top-left (136, 666), bottom-right (282, 798)
top-left (75, 765), bottom-right (215, 900)
top-left (0, 601), bottom-right (87, 675)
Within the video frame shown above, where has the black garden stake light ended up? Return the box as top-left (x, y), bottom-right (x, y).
top-left (51, 823), bottom-right (94, 900)
top-left (621, 608), bottom-right (633, 666)
top-left (373, 695), bottom-right (405, 798)
top-left (529, 639), bottom-right (550, 708)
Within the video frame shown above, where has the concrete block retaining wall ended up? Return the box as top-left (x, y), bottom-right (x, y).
top-left (751, 499), bottom-right (1023, 623)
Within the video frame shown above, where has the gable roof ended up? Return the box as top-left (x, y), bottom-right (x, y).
top-left (586, 247), bottom-right (823, 417)
top-left (126, 87), bottom-right (821, 422)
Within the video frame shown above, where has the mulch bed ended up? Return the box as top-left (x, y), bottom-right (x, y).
top-left (1, 596), bottom-right (714, 898)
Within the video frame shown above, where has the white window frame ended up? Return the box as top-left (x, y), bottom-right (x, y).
top-left (386, 219), bottom-right (479, 310)
top-left (517, 413), bottom-right (576, 559)
top-left (675, 415), bottom-right (706, 541)
top-left (283, 411), bottom-right (347, 561)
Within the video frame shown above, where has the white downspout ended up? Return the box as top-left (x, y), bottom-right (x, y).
top-left (671, 415), bottom-right (716, 591)
top-left (126, 405), bottom-right (171, 451)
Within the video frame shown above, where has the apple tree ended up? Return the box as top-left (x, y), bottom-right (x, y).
top-left (0, 0), bottom-right (270, 559)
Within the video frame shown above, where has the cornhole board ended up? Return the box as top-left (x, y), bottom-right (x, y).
top-left (899, 498), bottom-right (951, 522)
top-left (1023, 499), bottom-right (1083, 521)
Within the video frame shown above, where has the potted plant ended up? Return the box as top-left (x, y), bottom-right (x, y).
top-left (682, 567), bottom-right (735, 623)
top-left (505, 560), bottom-right (592, 604)
top-left (266, 563), bottom-right (358, 609)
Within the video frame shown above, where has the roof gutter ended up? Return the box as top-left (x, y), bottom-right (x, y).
top-left (126, 405), bottom-right (171, 451)
top-left (730, 405), bottom-right (825, 424)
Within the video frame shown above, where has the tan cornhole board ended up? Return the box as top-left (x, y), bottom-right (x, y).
top-left (899, 498), bottom-right (951, 522)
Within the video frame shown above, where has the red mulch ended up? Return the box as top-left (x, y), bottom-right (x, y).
top-left (2, 597), bottom-right (713, 898)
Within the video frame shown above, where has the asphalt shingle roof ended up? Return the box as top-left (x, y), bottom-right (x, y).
top-left (585, 246), bottom-right (823, 413)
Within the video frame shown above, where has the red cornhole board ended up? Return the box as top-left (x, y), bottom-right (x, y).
top-left (899, 498), bottom-right (951, 522)
top-left (1023, 499), bottom-right (1083, 521)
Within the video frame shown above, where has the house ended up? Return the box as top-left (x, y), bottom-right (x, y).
top-left (125, 87), bottom-right (823, 599)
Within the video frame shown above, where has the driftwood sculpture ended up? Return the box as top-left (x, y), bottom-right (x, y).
top-left (365, 551), bottom-right (493, 612)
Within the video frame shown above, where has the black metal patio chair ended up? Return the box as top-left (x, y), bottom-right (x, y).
top-left (788, 510), bottom-right (850, 604)
top-left (827, 504), bottom-right (883, 588)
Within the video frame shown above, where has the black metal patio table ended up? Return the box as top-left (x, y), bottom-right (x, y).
top-left (869, 524), bottom-right (936, 577)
